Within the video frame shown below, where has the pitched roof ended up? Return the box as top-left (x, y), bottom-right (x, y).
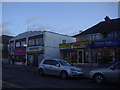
top-left (74, 18), bottom-right (120, 37)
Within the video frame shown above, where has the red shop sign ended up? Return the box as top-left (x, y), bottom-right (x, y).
top-left (14, 48), bottom-right (26, 55)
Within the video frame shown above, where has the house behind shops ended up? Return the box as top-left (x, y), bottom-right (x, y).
top-left (9, 31), bottom-right (76, 66)
top-left (60, 16), bottom-right (120, 66)
top-left (0, 35), bottom-right (13, 64)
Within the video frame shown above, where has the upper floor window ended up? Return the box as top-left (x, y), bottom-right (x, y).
top-left (16, 42), bottom-right (20, 47)
top-left (21, 41), bottom-right (26, 47)
top-left (96, 33), bottom-right (101, 39)
top-left (107, 31), bottom-right (120, 38)
top-left (36, 37), bottom-right (43, 45)
top-left (87, 33), bottom-right (102, 40)
top-left (62, 40), bottom-right (66, 44)
top-left (28, 39), bottom-right (35, 46)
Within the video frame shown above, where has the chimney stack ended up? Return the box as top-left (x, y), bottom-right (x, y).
top-left (104, 16), bottom-right (111, 22)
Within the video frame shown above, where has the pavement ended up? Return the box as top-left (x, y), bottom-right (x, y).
top-left (2, 64), bottom-right (108, 78)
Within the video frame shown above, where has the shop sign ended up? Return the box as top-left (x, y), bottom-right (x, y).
top-left (26, 51), bottom-right (44, 54)
top-left (26, 46), bottom-right (43, 53)
top-left (59, 42), bottom-right (88, 49)
top-left (90, 38), bottom-right (120, 47)
top-left (14, 48), bottom-right (26, 55)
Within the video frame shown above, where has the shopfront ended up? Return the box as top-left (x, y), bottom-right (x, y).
top-left (26, 46), bottom-right (44, 66)
top-left (59, 42), bottom-right (89, 64)
top-left (10, 48), bottom-right (26, 64)
top-left (90, 38), bottom-right (120, 64)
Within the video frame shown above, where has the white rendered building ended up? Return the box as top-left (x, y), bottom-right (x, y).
top-left (9, 31), bottom-right (76, 66)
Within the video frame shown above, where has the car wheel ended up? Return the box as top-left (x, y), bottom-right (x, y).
top-left (60, 71), bottom-right (68, 79)
top-left (93, 74), bottom-right (105, 85)
top-left (39, 69), bottom-right (44, 76)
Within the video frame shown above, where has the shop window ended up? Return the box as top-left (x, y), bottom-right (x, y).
top-left (15, 56), bottom-right (25, 62)
top-left (91, 50), bottom-right (97, 63)
top-left (61, 51), bottom-right (68, 60)
top-left (71, 52), bottom-right (77, 63)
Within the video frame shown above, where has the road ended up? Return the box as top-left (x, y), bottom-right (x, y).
top-left (2, 65), bottom-right (120, 89)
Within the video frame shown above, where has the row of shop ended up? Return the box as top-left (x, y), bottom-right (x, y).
top-left (59, 38), bottom-right (120, 66)
top-left (9, 38), bottom-right (120, 66)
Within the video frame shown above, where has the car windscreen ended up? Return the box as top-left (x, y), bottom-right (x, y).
top-left (58, 60), bottom-right (71, 66)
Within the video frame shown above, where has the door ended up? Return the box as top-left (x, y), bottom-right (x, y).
top-left (77, 50), bottom-right (84, 63)
top-left (28, 55), bottom-right (33, 65)
top-left (34, 54), bottom-right (38, 66)
top-left (38, 54), bottom-right (44, 65)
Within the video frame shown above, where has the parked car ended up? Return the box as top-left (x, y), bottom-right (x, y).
top-left (89, 62), bottom-right (120, 84)
top-left (38, 59), bottom-right (84, 79)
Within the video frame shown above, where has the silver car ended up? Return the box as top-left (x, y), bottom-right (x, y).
top-left (38, 59), bottom-right (84, 79)
top-left (89, 62), bottom-right (120, 84)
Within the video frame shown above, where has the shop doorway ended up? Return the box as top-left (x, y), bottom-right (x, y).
top-left (38, 54), bottom-right (44, 65)
top-left (28, 55), bottom-right (33, 65)
top-left (33, 54), bottom-right (38, 66)
top-left (77, 50), bottom-right (84, 63)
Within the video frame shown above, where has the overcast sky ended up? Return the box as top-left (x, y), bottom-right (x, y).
top-left (2, 2), bottom-right (119, 36)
